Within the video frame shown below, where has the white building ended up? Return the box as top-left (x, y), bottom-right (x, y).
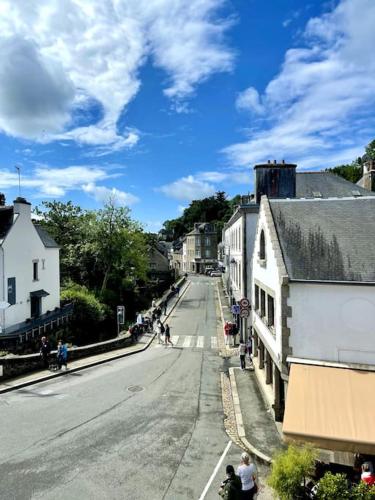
top-left (0, 197), bottom-right (61, 343)
top-left (252, 194), bottom-right (375, 457)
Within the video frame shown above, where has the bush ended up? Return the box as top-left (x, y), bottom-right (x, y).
top-left (61, 283), bottom-right (107, 344)
top-left (267, 444), bottom-right (317, 500)
top-left (316, 472), bottom-right (350, 499)
top-left (351, 481), bottom-right (375, 499)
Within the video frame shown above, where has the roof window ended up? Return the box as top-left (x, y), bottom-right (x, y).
top-left (312, 191), bottom-right (322, 198)
top-left (352, 190), bottom-right (362, 197)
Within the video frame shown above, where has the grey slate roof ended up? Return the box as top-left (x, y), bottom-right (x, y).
top-left (269, 197), bottom-right (375, 282)
top-left (34, 225), bottom-right (60, 248)
top-left (0, 206), bottom-right (13, 240)
top-left (296, 172), bottom-right (375, 198)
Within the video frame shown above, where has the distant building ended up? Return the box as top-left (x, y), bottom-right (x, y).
top-left (185, 223), bottom-right (217, 273)
top-left (148, 241), bottom-right (171, 277)
top-left (0, 196), bottom-right (64, 346)
top-left (357, 156), bottom-right (375, 192)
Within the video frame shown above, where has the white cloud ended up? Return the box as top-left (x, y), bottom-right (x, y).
top-left (0, 0), bottom-right (234, 150)
top-left (158, 169), bottom-right (251, 201)
top-left (0, 164), bottom-right (140, 203)
top-left (158, 175), bottom-right (216, 201)
top-left (224, 0), bottom-right (375, 169)
top-left (235, 87), bottom-right (264, 115)
top-left (82, 182), bottom-right (139, 206)
top-left (177, 205), bottom-right (187, 214)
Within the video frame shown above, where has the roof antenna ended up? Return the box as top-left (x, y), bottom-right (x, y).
top-left (14, 165), bottom-right (21, 197)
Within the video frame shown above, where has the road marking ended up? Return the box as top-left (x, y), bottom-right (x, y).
top-left (196, 336), bottom-right (204, 348)
top-left (183, 336), bottom-right (192, 348)
top-left (211, 337), bottom-right (218, 349)
top-left (171, 335), bottom-right (179, 345)
top-left (198, 440), bottom-right (232, 500)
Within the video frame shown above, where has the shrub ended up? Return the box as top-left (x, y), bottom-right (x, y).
top-left (316, 472), bottom-right (350, 499)
top-left (267, 444), bottom-right (317, 500)
top-left (351, 481), bottom-right (375, 499)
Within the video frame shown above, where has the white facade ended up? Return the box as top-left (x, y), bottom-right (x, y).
top-left (288, 282), bottom-right (375, 365)
top-left (0, 199), bottom-right (60, 333)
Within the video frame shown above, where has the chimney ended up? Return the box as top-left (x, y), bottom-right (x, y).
top-left (0, 193), bottom-right (5, 206)
top-left (254, 161), bottom-right (297, 204)
top-left (13, 197), bottom-right (31, 219)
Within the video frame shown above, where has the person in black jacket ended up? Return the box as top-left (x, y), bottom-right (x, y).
top-left (39, 336), bottom-right (51, 368)
top-left (219, 465), bottom-right (242, 500)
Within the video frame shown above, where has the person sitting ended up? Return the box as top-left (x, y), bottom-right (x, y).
top-left (361, 462), bottom-right (375, 486)
top-left (219, 465), bottom-right (242, 500)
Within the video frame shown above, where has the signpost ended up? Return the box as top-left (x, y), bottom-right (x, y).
top-left (231, 304), bottom-right (240, 315)
top-left (239, 298), bottom-right (251, 342)
top-left (240, 308), bottom-right (250, 318)
top-left (117, 305), bottom-right (125, 336)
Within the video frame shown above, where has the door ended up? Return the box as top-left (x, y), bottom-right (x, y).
top-left (30, 296), bottom-right (41, 318)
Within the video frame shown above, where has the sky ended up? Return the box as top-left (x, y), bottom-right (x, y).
top-left (0, 0), bottom-right (374, 231)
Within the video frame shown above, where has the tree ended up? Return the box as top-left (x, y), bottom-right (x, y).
top-left (351, 481), bottom-right (375, 499)
top-left (316, 472), bottom-right (350, 500)
top-left (365, 139), bottom-right (375, 160)
top-left (267, 444), bottom-right (317, 500)
top-left (326, 162), bottom-right (362, 183)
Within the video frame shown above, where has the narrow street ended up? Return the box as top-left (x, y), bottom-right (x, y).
top-left (0, 276), bottom-right (266, 500)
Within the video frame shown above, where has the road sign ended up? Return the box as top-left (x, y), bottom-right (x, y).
top-left (117, 305), bottom-right (125, 325)
top-left (239, 298), bottom-right (250, 309)
top-left (231, 304), bottom-right (240, 315)
top-left (240, 308), bottom-right (250, 318)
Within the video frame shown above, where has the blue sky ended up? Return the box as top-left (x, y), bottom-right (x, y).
top-left (0, 0), bottom-right (374, 231)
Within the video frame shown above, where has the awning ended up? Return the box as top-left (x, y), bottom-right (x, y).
top-left (30, 289), bottom-right (49, 298)
top-left (283, 363), bottom-right (375, 454)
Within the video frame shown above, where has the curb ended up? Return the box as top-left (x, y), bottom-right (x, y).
top-left (0, 280), bottom-right (191, 395)
top-left (229, 367), bottom-right (272, 465)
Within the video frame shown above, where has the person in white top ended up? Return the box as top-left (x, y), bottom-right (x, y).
top-left (236, 452), bottom-right (257, 499)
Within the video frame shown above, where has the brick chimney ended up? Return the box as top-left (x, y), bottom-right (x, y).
top-left (13, 197), bottom-right (31, 219)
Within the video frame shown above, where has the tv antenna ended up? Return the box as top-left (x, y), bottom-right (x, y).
top-left (14, 165), bottom-right (21, 197)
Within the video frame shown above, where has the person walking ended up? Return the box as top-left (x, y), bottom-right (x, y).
top-left (152, 298), bottom-right (156, 308)
top-left (162, 300), bottom-right (167, 315)
top-left (237, 452), bottom-right (257, 499)
top-left (231, 322), bottom-right (238, 346)
top-left (246, 337), bottom-right (253, 365)
top-left (39, 336), bottom-right (51, 369)
top-left (224, 321), bottom-right (231, 346)
top-left (164, 324), bottom-right (173, 346)
top-left (57, 340), bottom-right (68, 371)
top-left (239, 341), bottom-right (246, 370)
top-left (175, 285), bottom-right (180, 296)
top-left (155, 320), bottom-right (163, 344)
top-left (219, 465), bottom-right (242, 500)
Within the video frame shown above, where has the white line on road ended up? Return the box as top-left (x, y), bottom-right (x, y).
top-left (211, 337), bottom-right (218, 349)
top-left (196, 336), bottom-right (204, 348)
top-left (183, 336), bottom-right (192, 348)
top-left (171, 335), bottom-right (179, 345)
top-left (198, 440), bottom-right (232, 500)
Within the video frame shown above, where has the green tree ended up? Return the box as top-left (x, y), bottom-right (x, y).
top-left (352, 481), bottom-right (375, 499)
top-left (316, 472), bottom-right (350, 500)
top-left (267, 444), bottom-right (317, 500)
top-left (326, 162), bottom-right (362, 183)
top-left (365, 139), bottom-right (375, 160)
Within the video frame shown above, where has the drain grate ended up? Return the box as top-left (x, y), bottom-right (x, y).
top-left (127, 385), bottom-right (144, 393)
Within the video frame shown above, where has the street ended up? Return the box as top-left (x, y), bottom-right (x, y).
top-left (0, 276), bottom-right (263, 500)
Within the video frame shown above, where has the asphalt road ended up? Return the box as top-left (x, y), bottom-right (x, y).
top-left (0, 276), bottom-right (253, 500)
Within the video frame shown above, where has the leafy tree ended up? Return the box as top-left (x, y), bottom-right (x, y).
top-left (267, 444), bottom-right (317, 500)
top-left (326, 162), bottom-right (362, 184)
top-left (61, 283), bottom-right (108, 344)
top-left (352, 481), bottom-right (375, 499)
top-left (365, 139), bottom-right (375, 160)
top-left (316, 472), bottom-right (350, 499)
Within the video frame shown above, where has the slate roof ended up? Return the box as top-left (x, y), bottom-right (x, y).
top-left (34, 225), bottom-right (60, 248)
top-left (187, 222), bottom-right (216, 235)
top-left (269, 197), bottom-right (375, 282)
top-left (0, 206), bottom-right (14, 240)
top-left (296, 172), bottom-right (375, 198)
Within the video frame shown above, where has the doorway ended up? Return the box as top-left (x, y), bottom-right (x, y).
top-left (30, 296), bottom-right (41, 318)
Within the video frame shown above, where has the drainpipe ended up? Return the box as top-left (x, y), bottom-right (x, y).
top-left (0, 246), bottom-right (5, 333)
top-left (241, 210), bottom-right (247, 342)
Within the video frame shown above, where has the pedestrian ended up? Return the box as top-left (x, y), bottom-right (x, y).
top-left (156, 306), bottom-right (162, 319)
top-left (224, 321), bottom-right (231, 346)
top-left (231, 322), bottom-right (239, 346)
top-left (170, 284), bottom-right (175, 294)
top-left (162, 300), bottom-right (167, 315)
top-left (152, 298), bottom-right (156, 308)
top-left (361, 462), bottom-right (375, 486)
top-left (239, 341), bottom-right (246, 370)
top-left (219, 464), bottom-right (242, 500)
top-left (155, 320), bottom-right (163, 344)
top-left (175, 286), bottom-right (180, 296)
top-left (39, 336), bottom-right (51, 369)
top-left (136, 312), bottom-right (144, 334)
top-left (57, 339), bottom-right (68, 371)
top-left (237, 452), bottom-right (257, 499)
top-left (164, 324), bottom-right (173, 346)
top-left (246, 337), bottom-right (253, 364)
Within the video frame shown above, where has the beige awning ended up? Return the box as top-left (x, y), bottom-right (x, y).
top-left (283, 363), bottom-right (375, 454)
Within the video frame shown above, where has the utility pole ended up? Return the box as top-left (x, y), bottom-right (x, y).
top-left (14, 166), bottom-right (21, 197)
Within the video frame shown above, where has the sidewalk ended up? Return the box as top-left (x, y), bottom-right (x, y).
top-left (216, 280), bottom-right (284, 463)
top-left (0, 280), bottom-right (190, 395)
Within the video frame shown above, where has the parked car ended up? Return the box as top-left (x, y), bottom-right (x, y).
top-left (205, 267), bottom-right (215, 275)
top-left (210, 270), bottom-right (222, 277)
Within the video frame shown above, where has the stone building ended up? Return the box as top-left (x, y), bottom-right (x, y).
top-left (185, 223), bottom-right (217, 273)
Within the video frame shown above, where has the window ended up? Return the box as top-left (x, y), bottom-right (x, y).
top-left (195, 249), bottom-right (201, 257)
top-left (205, 237), bottom-right (210, 246)
top-left (254, 284), bottom-right (259, 310)
top-left (259, 230), bottom-right (266, 260)
top-left (42, 259), bottom-right (45, 270)
top-left (196, 236), bottom-right (201, 247)
top-left (267, 295), bottom-right (274, 327)
top-left (260, 289), bottom-right (266, 317)
top-left (7, 277), bottom-right (16, 305)
top-left (33, 261), bottom-right (39, 281)
top-left (205, 249), bottom-right (211, 258)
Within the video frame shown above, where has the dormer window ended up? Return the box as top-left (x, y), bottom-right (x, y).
top-left (259, 230), bottom-right (266, 260)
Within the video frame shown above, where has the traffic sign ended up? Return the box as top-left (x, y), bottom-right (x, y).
top-left (240, 308), bottom-right (250, 318)
top-left (231, 304), bottom-right (240, 315)
top-left (239, 297), bottom-right (250, 309)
